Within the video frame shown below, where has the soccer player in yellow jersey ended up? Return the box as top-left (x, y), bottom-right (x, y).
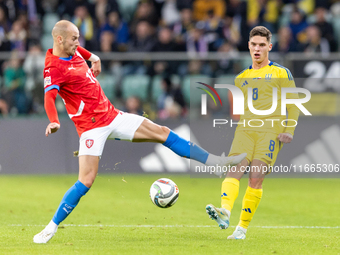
top-left (206, 26), bottom-right (300, 239)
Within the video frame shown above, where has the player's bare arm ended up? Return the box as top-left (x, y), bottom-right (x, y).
top-left (76, 45), bottom-right (101, 77)
top-left (278, 132), bottom-right (293, 144)
top-left (79, 46), bottom-right (101, 77)
top-left (90, 58), bottom-right (101, 77)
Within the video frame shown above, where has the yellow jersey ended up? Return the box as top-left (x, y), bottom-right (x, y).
top-left (234, 61), bottom-right (300, 135)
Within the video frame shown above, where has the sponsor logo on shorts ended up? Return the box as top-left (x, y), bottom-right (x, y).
top-left (266, 152), bottom-right (273, 159)
top-left (86, 139), bottom-right (94, 148)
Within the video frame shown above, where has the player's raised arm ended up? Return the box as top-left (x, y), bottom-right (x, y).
top-left (44, 89), bottom-right (60, 137)
top-left (77, 46), bottom-right (101, 77)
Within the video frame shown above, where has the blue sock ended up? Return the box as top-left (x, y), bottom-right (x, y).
top-left (163, 130), bottom-right (209, 164)
top-left (52, 180), bottom-right (89, 225)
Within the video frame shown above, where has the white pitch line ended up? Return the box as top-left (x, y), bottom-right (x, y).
top-left (7, 224), bottom-right (340, 229)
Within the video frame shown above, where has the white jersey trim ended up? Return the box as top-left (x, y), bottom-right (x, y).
top-left (68, 100), bottom-right (85, 119)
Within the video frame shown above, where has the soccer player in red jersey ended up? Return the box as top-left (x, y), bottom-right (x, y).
top-left (33, 20), bottom-right (246, 243)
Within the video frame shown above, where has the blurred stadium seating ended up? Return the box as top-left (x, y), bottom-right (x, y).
top-left (0, 0), bottom-right (339, 120)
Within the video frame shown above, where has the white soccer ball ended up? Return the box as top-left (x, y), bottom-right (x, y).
top-left (149, 178), bottom-right (179, 208)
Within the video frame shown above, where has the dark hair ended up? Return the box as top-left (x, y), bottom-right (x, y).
top-left (249, 26), bottom-right (272, 42)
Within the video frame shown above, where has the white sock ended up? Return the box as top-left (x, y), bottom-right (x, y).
top-left (46, 220), bottom-right (58, 232)
top-left (205, 154), bottom-right (220, 166)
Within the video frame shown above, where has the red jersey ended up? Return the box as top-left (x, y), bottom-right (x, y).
top-left (44, 48), bottom-right (119, 136)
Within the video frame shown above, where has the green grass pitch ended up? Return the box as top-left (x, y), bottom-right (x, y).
top-left (0, 175), bottom-right (339, 255)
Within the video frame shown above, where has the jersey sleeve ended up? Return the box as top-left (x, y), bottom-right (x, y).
top-left (44, 67), bottom-right (65, 93)
top-left (44, 89), bottom-right (60, 124)
top-left (280, 68), bottom-right (300, 136)
top-left (234, 75), bottom-right (241, 88)
top-left (76, 46), bottom-right (91, 60)
top-left (280, 68), bottom-right (296, 89)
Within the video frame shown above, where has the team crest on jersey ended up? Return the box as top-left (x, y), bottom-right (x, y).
top-left (44, 76), bottom-right (51, 87)
top-left (265, 73), bottom-right (272, 81)
top-left (85, 139), bottom-right (94, 148)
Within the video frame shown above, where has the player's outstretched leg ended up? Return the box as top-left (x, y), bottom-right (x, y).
top-left (162, 130), bottom-right (246, 167)
top-left (214, 153), bottom-right (247, 177)
top-left (205, 204), bottom-right (230, 230)
top-left (133, 121), bottom-right (246, 168)
top-left (33, 180), bottom-right (90, 243)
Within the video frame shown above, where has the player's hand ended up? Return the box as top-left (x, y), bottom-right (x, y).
top-left (278, 133), bottom-right (293, 144)
top-left (91, 59), bottom-right (101, 77)
top-left (45, 123), bottom-right (60, 137)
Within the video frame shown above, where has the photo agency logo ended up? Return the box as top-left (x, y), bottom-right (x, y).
top-left (197, 82), bottom-right (312, 128)
top-left (196, 82), bottom-right (223, 113)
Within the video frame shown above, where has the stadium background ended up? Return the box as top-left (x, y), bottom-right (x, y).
top-left (0, 0), bottom-right (339, 175)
